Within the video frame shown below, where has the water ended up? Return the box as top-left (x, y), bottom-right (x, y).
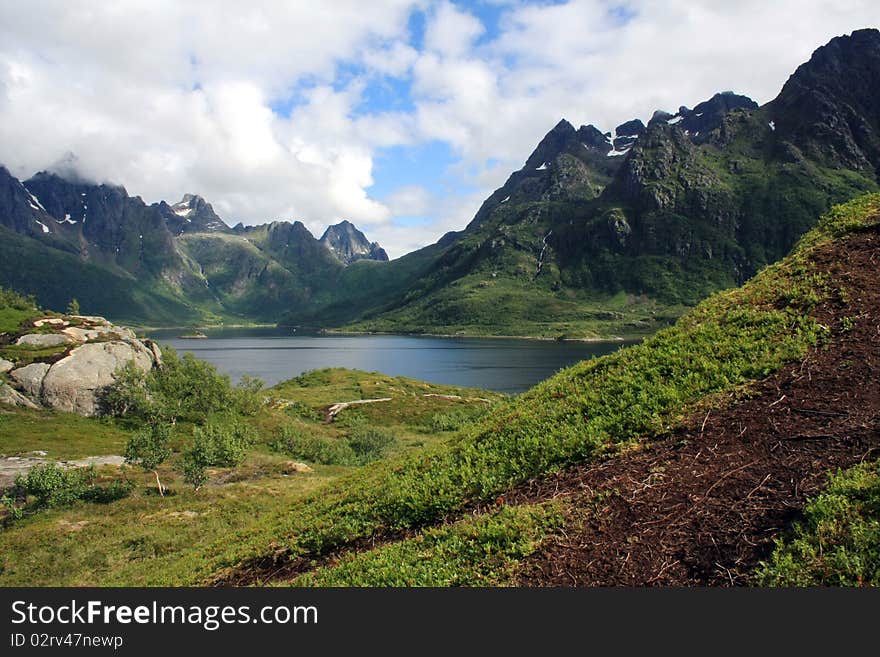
top-left (146, 328), bottom-right (638, 394)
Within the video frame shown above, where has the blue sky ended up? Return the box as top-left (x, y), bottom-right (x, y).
top-left (0, 1), bottom-right (876, 256)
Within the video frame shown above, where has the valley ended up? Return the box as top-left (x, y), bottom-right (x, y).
top-left (0, 27), bottom-right (878, 590)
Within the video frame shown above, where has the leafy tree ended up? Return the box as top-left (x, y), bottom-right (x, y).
top-left (177, 417), bottom-right (256, 490)
top-left (66, 298), bottom-right (80, 315)
top-left (101, 361), bottom-right (151, 418)
top-left (124, 422), bottom-right (173, 496)
top-left (104, 347), bottom-right (263, 425)
top-left (178, 450), bottom-right (209, 491)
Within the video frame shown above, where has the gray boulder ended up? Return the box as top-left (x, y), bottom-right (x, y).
top-left (0, 358), bottom-right (13, 374)
top-left (10, 363), bottom-right (51, 399)
top-left (41, 340), bottom-right (154, 416)
top-left (15, 333), bottom-right (72, 348)
top-left (0, 383), bottom-right (41, 409)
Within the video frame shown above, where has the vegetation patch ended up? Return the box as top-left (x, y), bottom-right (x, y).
top-left (758, 460), bottom-right (880, 586)
top-left (291, 504), bottom-right (559, 587)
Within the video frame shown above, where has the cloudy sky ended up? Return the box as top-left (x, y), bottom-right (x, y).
top-left (0, 1), bottom-right (876, 257)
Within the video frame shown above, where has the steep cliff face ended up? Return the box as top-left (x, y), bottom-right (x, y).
top-left (319, 220), bottom-right (389, 265)
top-left (157, 194), bottom-right (230, 235)
top-left (768, 28), bottom-right (880, 172)
top-left (347, 29), bottom-right (880, 335)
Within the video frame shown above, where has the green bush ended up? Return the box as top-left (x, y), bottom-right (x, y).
top-left (426, 409), bottom-right (474, 432)
top-left (16, 463), bottom-right (95, 508)
top-left (177, 418), bottom-right (257, 490)
top-left (271, 426), bottom-right (356, 466)
top-left (270, 422), bottom-right (396, 467)
top-left (0, 286), bottom-right (36, 310)
top-left (757, 460), bottom-right (880, 586)
top-left (346, 425), bottom-right (395, 465)
top-left (178, 451), bottom-right (209, 491)
top-left (104, 347), bottom-right (264, 425)
top-left (9, 463), bottom-right (133, 514)
top-left (193, 419), bottom-right (255, 467)
top-left (283, 400), bottom-right (323, 422)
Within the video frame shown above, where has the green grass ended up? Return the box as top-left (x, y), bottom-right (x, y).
top-left (0, 455), bottom-right (335, 586)
top-left (0, 286), bottom-right (39, 336)
top-left (291, 503), bottom-right (559, 587)
top-left (0, 368), bottom-right (504, 585)
top-left (0, 408), bottom-right (131, 460)
top-left (757, 459), bottom-right (880, 586)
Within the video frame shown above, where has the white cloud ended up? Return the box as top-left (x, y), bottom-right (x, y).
top-left (0, 0), bottom-right (415, 237)
top-left (0, 1), bottom-right (877, 259)
top-left (386, 185), bottom-right (433, 216)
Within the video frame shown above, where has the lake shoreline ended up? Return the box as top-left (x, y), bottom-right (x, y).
top-left (141, 324), bottom-right (648, 344)
top-left (319, 328), bottom-right (645, 343)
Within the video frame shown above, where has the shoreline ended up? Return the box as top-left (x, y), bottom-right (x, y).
top-left (130, 322), bottom-right (649, 344)
top-left (320, 328), bottom-right (647, 343)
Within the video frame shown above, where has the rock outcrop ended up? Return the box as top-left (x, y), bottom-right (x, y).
top-left (2, 314), bottom-right (161, 416)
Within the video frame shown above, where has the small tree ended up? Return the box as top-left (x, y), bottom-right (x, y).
top-left (124, 422), bottom-right (173, 496)
top-left (178, 450), bottom-right (209, 491)
top-left (177, 418), bottom-right (255, 490)
top-left (67, 298), bottom-right (80, 315)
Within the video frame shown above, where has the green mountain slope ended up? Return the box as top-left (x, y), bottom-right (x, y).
top-left (338, 29), bottom-right (880, 338)
top-left (0, 226), bottom-right (204, 325)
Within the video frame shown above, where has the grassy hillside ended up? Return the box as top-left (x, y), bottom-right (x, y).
top-left (0, 367), bottom-right (503, 585)
top-left (349, 111), bottom-right (877, 339)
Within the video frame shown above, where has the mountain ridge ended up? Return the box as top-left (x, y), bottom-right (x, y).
top-left (1, 28), bottom-right (878, 336)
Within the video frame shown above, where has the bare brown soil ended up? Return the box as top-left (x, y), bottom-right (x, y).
top-left (516, 227), bottom-right (880, 586)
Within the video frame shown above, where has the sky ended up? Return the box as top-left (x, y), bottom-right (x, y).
top-left (0, 1), bottom-right (876, 258)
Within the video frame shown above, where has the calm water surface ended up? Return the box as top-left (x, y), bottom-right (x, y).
top-left (147, 328), bottom-right (639, 394)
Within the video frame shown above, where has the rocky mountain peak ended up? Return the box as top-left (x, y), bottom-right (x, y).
top-left (769, 27), bottom-right (880, 170)
top-left (523, 119), bottom-right (581, 170)
top-left (159, 193), bottom-right (229, 234)
top-left (319, 221), bottom-right (389, 266)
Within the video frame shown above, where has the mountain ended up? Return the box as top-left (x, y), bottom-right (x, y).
top-left (333, 28), bottom-right (880, 338)
top-left (0, 168), bottom-right (388, 325)
top-left (320, 220), bottom-right (389, 265)
top-left (157, 194), bottom-right (229, 235)
top-left (1, 29), bottom-right (877, 336)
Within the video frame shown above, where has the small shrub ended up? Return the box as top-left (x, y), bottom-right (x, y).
top-left (271, 426), bottom-right (356, 466)
top-left (177, 418), bottom-right (256, 489)
top-left (192, 419), bottom-right (255, 468)
top-left (178, 451), bottom-right (209, 491)
top-left (346, 425), bottom-right (395, 465)
top-left (16, 463), bottom-right (95, 508)
top-left (82, 479), bottom-right (134, 504)
top-left (9, 464), bottom-right (133, 514)
top-left (232, 376), bottom-right (266, 416)
top-left (1, 494), bottom-right (24, 521)
top-left (427, 409), bottom-right (472, 432)
top-left (104, 348), bottom-right (263, 425)
top-left (124, 422), bottom-right (173, 496)
top-left (283, 400), bottom-right (323, 422)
